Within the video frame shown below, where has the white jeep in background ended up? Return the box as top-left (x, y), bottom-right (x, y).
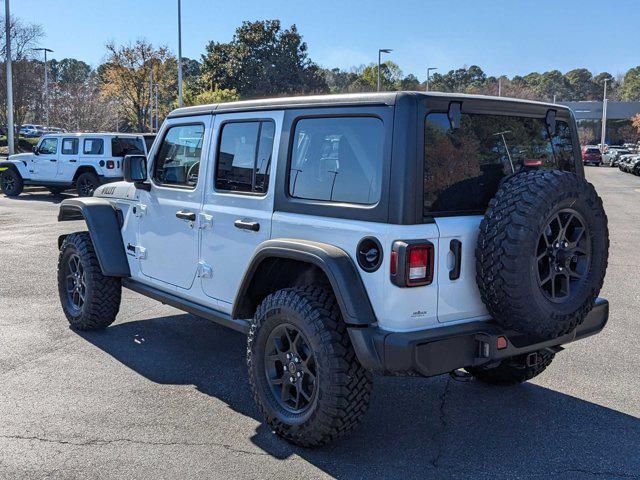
top-left (55, 92), bottom-right (609, 447)
top-left (0, 132), bottom-right (149, 197)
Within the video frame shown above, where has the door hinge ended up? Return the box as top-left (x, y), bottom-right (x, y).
top-left (133, 204), bottom-right (147, 218)
top-left (198, 213), bottom-right (213, 230)
top-left (126, 244), bottom-right (147, 259)
top-left (197, 261), bottom-right (213, 278)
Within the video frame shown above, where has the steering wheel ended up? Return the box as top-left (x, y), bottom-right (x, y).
top-left (186, 161), bottom-right (200, 184)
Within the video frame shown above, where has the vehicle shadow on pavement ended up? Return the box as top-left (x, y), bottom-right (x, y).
top-left (5, 189), bottom-right (75, 204)
top-left (77, 313), bottom-right (640, 479)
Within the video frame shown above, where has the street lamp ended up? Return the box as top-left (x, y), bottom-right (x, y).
top-left (600, 79), bottom-right (609, 152)
top-left (426, 67), bottom-right (438, 92)
top-left (377, 48), bottom-right (392, 92)
top-left (5, 0), bottom-right (14, 155)
top-left (34, 47), bottom-right (54, 128)
top-left (177, 0), bottom-right (183, 107)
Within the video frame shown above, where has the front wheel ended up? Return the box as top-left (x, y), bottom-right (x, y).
top-left (76, 172), bottom-right (99, 197)
top-left (0, 168), bottom-right (24, 197)
top-left (247, 286), bottom-right (372, 447)
top-left (57, 232), bottom-right (121, 330)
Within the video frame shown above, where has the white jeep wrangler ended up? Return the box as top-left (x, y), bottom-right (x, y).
top-left (55, 93), bottom-right (609, 447)
top-left (0, 132), bottom-right (149, 197)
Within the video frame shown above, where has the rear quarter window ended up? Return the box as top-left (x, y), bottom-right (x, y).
top-left (423, 112), bottom-right (575, 216)
top-left (288, 116), bottom-right (384, 205)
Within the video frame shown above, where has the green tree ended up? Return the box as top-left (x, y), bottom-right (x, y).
top-left (359, 61), bottom-right (403, 91)
top-left (620, 66), bottom-right (640, 101)
top-left (565, 68), bottom-right (597, 101)
top-left (181, 87), bottom-right (239, 107)
top-left (201, 20), bottom-right (327, 98)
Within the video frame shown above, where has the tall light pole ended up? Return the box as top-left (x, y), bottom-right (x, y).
top-left (177, 0), bottom-right (183, 107)
top-left (5, 0), bottom-right (14, 155)
top-left (34, 47), bottom-right (53, 128)
top-left (377, 48), bottom-right (392, 92)
top-left (154, 83), bottom-right (159, 132)
top-left (426, 67), bottom-right (438, 92)
top-left (498, 77), bottom-right (502, 97)
top-left (600, 79), bottom-right (608, 152)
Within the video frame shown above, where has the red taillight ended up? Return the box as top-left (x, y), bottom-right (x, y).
top-left (406, 244), bottom-right (433, 286)
top-left (390, 241), bottom-right (434, 287)
top-left (106, 160), bottom-right (115, 169)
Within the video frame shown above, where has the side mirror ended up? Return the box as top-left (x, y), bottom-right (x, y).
top-left (33, 146), bottom-right (39, 155)
top-left (123, 154), bottom-right (148, 184)
top-left (448, 102), bottom-right (462, 129)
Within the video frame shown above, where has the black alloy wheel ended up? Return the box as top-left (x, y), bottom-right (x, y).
top-left (264, 323), bottom-right (317, 414)
top-left (536, 208), bottom-right (591, 302)
top-left (64, 253), bottom-right (86, 313)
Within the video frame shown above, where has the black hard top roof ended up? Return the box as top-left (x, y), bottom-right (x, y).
top-left (167, 91), bottom-right (569, 119)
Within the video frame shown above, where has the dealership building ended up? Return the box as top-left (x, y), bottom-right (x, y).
top-left (559, 101), bottom-right (640, 144)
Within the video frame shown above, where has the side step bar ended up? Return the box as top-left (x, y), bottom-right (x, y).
top-left (121, 279), bottom-right (250, 334)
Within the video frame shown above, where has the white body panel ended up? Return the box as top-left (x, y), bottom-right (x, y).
top-left (199, 110), bottom-right (284, 310)
top-left (434, 216), bottom-right (489, 323)
top-left (136, 115), bottom-right (213, 290)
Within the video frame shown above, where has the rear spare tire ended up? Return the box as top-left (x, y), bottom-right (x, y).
top-left (476, 170), bottom-right (608, 339)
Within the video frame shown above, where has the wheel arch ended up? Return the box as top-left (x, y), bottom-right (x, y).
top-left (58, 197), bottom-right (130, 277)
top-left (72, 165), bottom-right (99, 182)
top-left (232, 239), bottom-right (377, 326)
top-left (0, 160), bottom-right (28, 179)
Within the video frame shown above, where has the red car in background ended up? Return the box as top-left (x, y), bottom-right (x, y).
top-left (582, 146), bottom-right (602, 166)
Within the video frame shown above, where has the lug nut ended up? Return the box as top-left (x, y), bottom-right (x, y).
top-left (297, 372), bottom-right (301, 377)
top-left (284, 365), bottom-right (288, 371)
top-left (289, 376), bottom-right (295, 383)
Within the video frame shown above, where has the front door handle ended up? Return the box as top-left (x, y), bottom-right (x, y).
top-left (234, 219), bottom-right (260, 232)
top-left (49, 159), bottom-right (57, 162)
top-left (449, 239), bottom-right (462, 280)
top-left (176, 210), bottom-right (196, 221)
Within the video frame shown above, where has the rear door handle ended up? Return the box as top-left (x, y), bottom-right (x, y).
top-left (449, 239), bottom-right (462, 280)
top-left (49, 159), bottom-right (57, 162)
top-left (69, 159), bottom-right (77, 163)
top-left (234, 219), bottom-right (260, 232)
top-left (175, 210), bottom-right (196, 221)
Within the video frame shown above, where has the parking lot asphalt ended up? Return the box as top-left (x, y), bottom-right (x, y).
top-left (1, 167), bottom-right (639, 480)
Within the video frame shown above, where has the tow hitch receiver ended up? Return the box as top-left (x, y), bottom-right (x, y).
top-left (526, 352), bottom-right (539, 368)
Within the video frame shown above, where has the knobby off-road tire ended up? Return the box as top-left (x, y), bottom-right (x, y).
top-left (76, 172), bottom-right (99, 197)
top-left (466, 350), bottom-right (555, 386)
top-left (476, 170), bottom-right (608, 339)
top-left (57, 232), bottom-right (121, 330)
top-left (247, 286), bottom-right (372, 447)
top-left (0, 168), bottom-right (23, 197)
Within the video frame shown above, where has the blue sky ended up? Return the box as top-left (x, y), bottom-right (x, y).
top-left (13, 0), bottom-right (640, 80)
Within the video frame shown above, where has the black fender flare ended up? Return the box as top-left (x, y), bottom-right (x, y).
top-left (232, 239), bottom-right (377, 326)
top-left (58, 197), bottom-right (130, 277)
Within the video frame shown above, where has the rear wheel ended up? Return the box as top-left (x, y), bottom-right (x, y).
top-left (57, 232), bottom-right (121, 330)
top-left (247, 286), bottom-right (372, 447)
top-left (76, 172), bottom-right (99, 197)
top-left (0, 169), bottom-right (23, 197)
top-left (466, 350), bottom-right (555, 386)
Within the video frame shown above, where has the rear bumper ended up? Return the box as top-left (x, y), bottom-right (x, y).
top-left (348, 298), bottom-right (609, 377)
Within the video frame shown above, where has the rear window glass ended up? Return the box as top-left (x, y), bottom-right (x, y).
top-left (111, 137), bottom-right (145, 157)
top-left (585, 148), bottom-right (600, 154)
top-left (424, 113), bottom-right (575, 216)
top-left (289, 117), bottom-right (384, 205)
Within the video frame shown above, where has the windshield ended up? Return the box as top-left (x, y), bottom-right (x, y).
top-left (424, 112), bottom-right (575, 216)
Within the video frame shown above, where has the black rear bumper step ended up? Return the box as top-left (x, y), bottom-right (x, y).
top-left (348, 298), bottom-right (609, 378)
top-left (122, 279), bottom-right (250, 334)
